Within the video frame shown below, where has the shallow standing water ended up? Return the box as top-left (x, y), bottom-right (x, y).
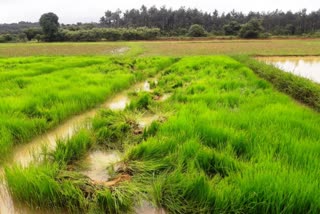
top-left (0, 80), bottom-right (154, 214)
top-left (256, 56), bottom-right (320, 83)
top-left (81, 150), bottom-right (121, 181)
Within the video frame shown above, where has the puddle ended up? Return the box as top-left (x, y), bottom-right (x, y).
top-left (106, 81), bottom-right (152, 110)
top-left (256, 56), bottom-right (320, 83)
top-left (106, 93), bottom-right (130, 110)
top-left (138, 115), bottom-right (159, 128)
top-left (0, 169), bottom-right (14, 214)
top-left (159, 93), bottom-right (171, 102)
top-left (135, 80), bottom-right (153, 92)
top-left (80, 150), bottom-right (121, 181)
top-left (135, 201), bottom-right (166, 214)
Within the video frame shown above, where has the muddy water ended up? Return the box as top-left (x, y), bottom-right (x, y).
top-left (0, 174), bottom-right (13, 214)
top-left (12, 80), bottom-right (151, 167)
top-left (81, 150), bottom-right (121, 181)
top-left (81, 113), bottom-right (160, 182)
top-left (0, 80), bottom-right (153, 214)
top-left (159, 93), bottom-right (172, 102)
top-left (256, 56), bottom-right (320, 83)
top-left (135, 201), bottom-right (166, 214)
top-left (138, 114), bottom-right (159, 128)
top-left (12, 95), bottom-right (124, 168)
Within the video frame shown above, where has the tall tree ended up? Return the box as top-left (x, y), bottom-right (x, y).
top-left (98, 6), bottom-right (320, 36)
top-left (39, 12), bottom-right (60, 41)
top-left (239, 18), bottom-right (264, 38)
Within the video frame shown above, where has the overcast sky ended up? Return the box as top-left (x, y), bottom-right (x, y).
top-left (1, 0), bottom-right (319, 24)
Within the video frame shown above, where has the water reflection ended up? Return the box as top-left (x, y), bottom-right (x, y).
top-left (81, 150), bottom-right (121, 182)
top-left (256, 56), bottom-right (320, 83)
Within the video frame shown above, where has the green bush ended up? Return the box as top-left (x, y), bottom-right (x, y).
top-left (60, 27), bottom-right (159, 42)
top-left (239, 19), bottom-right (264, 38)
top-left (0, 34), bottom-right (16, 43)
top-left (187, 24), bottom-right (207, 37)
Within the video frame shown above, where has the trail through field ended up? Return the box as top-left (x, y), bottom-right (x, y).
top-left (0, 80), bottom-right (158, 214)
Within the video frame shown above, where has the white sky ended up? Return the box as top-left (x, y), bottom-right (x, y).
top-left (0, 0), bottom-right (319, 24)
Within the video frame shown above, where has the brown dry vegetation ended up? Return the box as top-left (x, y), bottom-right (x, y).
top-left (1, 39), bottom-right (320, 57)
top-left (0, 43), bottom-right (123, 57)
top-left (139, 39), bottom-right (320, 56)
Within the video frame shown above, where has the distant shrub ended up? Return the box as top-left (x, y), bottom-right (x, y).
top-left (122, 29), bottom-right (142, 40)
top-left (188, 24), bottom-right (207, 37)
top-left (137, 27), bottom-right (160, 40)
top-left (23, 27), bottom-right (43, 41)
top-left (223, 21), bottom-right (241, 36)
top-left (0, 34), bottom-right (15, 43)
top-left (60, 27), bottom-right (159, 42)
top-left (239, 19), bottom-right (264, 38)
top-left (101, 29), bottom-right (122, 41)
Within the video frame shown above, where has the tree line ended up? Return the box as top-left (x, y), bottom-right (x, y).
top-left (1, 6), bottom-right (320, 42)
top-left (100, 6), bottom-right (320, 36)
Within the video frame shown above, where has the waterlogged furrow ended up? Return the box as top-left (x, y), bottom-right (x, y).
top-left (0, 56), bottom-right (176, 160)
top-left (1, 57), bottom-right (177, 213)
top-left (11, 81), bottom-right (149, 167)
top-left (0, 81), bottom-right (146, 214)
top-left (3, 68), bottom-right (171, 213)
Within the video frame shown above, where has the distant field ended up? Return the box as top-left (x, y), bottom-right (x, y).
top-left (140, 39), bottom-right (320, 56)
top-left (1, 39), bottom-right (320, 57)
top-left (0, 43), bottom-right (135, 57)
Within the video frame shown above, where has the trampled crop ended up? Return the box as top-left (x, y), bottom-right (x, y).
top-left (0, 56), bottom-right (175, 160)
top-left (4, 56), bottom-right (320, 213)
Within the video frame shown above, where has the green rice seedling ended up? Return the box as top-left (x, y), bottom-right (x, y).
top-left (195, 147), bottom-right (239, 177)
top-left (92, 109), bottom-right (142, 149)
top-left (5, 164), bottom-right (89, 212)
top-left (142, 121), bottom-right (160, 139)
top-left (95, 182), bottom-right (143, 214)
top-left (233, 55), bottom-right (320, 111)
top-left (127, 92), bottom-right (153, 110)
top-left (0, 56), bottom-right (177, 160)
top-left (124, 56), bottom-right (320, 213)
top-left (151, 170), bottom-right (216, 213)
top-left (4, 55), bottom-right (320, 213)
top-left (50, 129), bottom-right (93, 166)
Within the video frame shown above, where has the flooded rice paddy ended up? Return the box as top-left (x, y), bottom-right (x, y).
top-left (257, 56), bottom-right (320, 83)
